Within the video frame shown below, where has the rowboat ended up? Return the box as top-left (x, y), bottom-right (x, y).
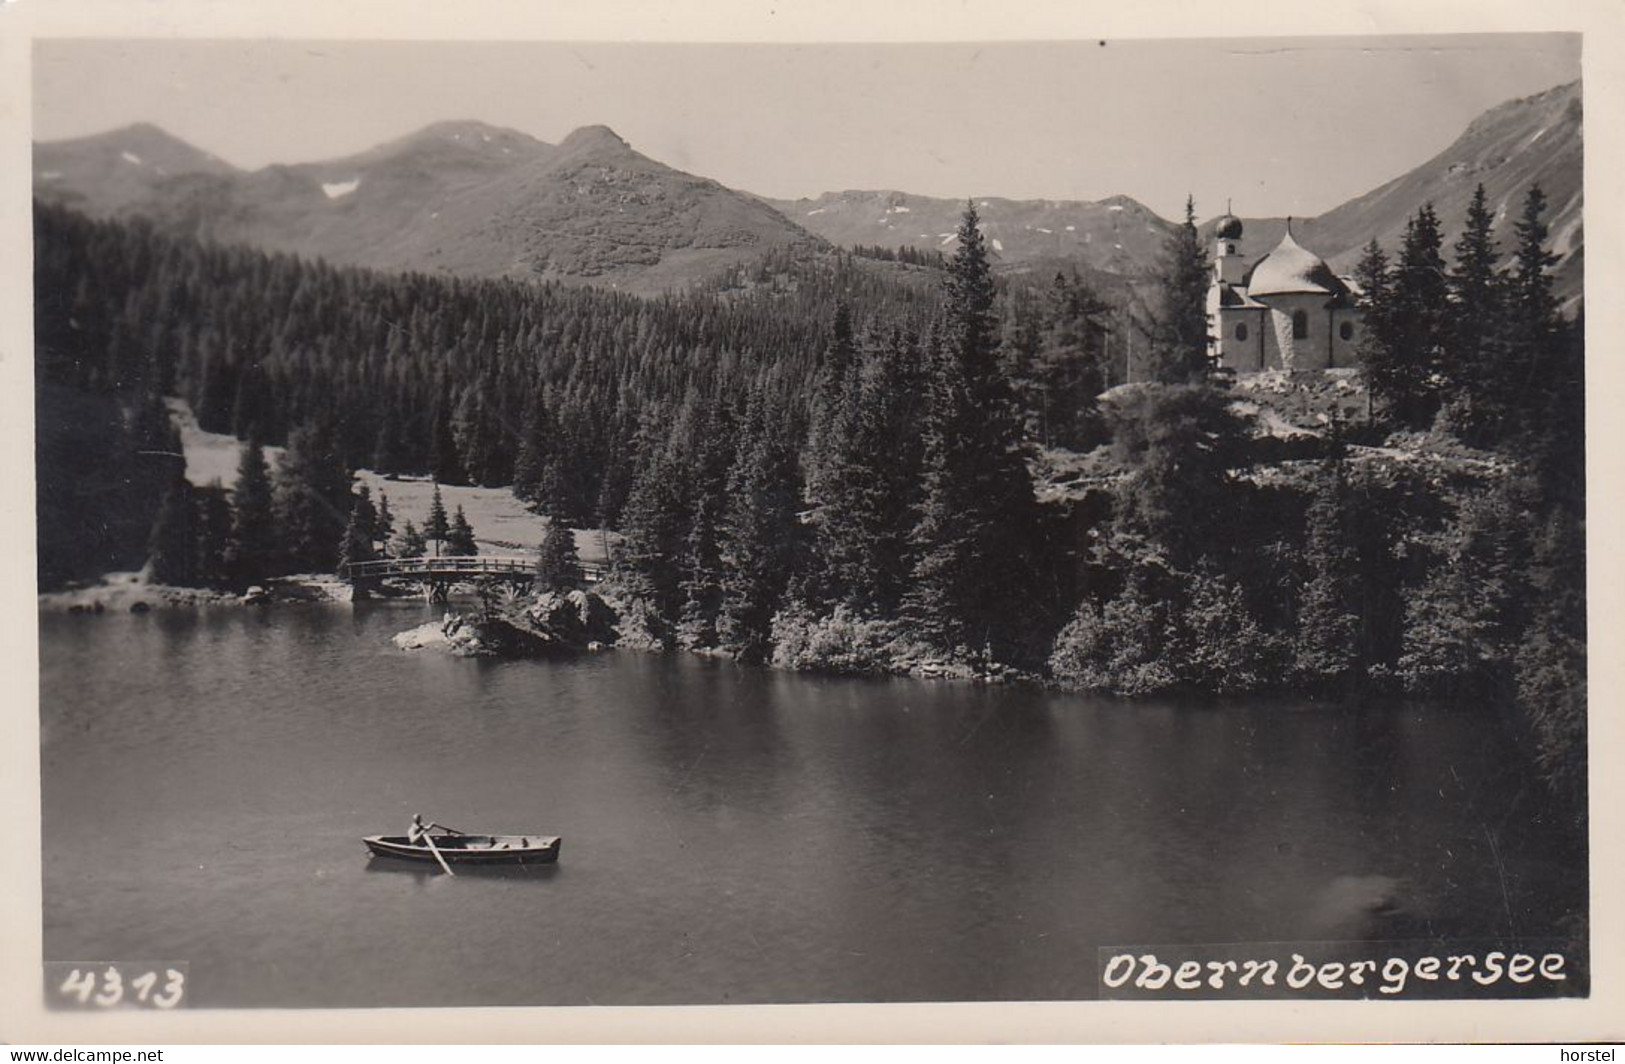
top-left (363, 832), bottom-right (562, 866)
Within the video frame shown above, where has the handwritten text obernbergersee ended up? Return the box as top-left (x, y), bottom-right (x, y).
top-left (1099, 941), bottom-right (1577, 1000)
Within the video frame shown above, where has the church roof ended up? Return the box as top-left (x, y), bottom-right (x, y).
top-left (1245, 228), bottom-right (1346, 298)
top-left (1215, 282), bottom-right (1265, 309)
top-left (1215, 213), bottom-right (1244, 240)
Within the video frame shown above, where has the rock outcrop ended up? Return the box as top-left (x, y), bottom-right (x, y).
top-left (394, 590), bottom-right (621, 658)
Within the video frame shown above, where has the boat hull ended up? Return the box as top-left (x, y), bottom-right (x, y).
top-left (363, 834), bottom-right (561, 865)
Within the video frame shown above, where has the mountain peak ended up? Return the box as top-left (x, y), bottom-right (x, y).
top-left (559, 125), bottom-right (630, 153)
top-left (371, 120), bottom-right (548, 160)
top-left (35, 122), bottom-right (237, 176)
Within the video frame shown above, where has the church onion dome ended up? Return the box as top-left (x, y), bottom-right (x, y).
top-left (1245, 227), bottom-right (1346, 298)
top-left (1215, 213), bottom-right (1244, 240)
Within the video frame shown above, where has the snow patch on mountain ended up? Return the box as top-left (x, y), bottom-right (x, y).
top-left (323, 178), bottom-right (361, 199)
top-left (121, 151), bottom-right (142, 166)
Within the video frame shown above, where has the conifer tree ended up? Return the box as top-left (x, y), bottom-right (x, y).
top-left (1504, 183), bottom-right (1562, 442)
top-left (374, 490), bottom-right (395, 556)
top-left (535, 519), bottom-right (583, 592)
top-left (370, 406), bottom-right (403, 475)
top-left (1515, 497), bottom-right (1586, 804)
top-left (446, 505), bottom-right (478, 556)
top-left (677, 399), bottom-right (738, 647)
top-left (1103, 382), bottom-right (1248, 568)
top-left (273, 417), bottom-right (353, 574)
top-left (904, 204), bottom-right (1039, 654)
top-left (226, 437), bottom-right (276, 587)
top-left (1509, 184), bottom-right (1560, 338)
top-left (614, 408), bottom-right (693, 619)
top-left (396, 520), bottom-right (427, 559)
top-left (1292, 457), bottom-right (1362, 689)
top-left (1143, 196), bottom-right (1212, 384)
top-left (146, 475), bottom-right (198, 586)
top-left (193, 482), bottom-right (233, 588)
top-left (1384, 204), bottom-right (1450, 428)
top-left (337, 493), bottom-right (378, 573)
top-left (1029, 271), bottom-right (1110, 448)
top-left (425, 483), bottom-right (450, 558)
top-left (805, 302), bottom-right (858, 505)
top-left (717, 386), bottom-right (801, 663)
top-left (1396, 483), bottom-right (1518, 694)
top-left (429, 393), bottom-right (463, 486)
top-left (513, 391), bottom-right (553, 503)
top-left (814, 328), bottom-right (926, 615)
top-left (1352, 239), bottom-right (1396, 424)
top-left (1443, 185), bottom-right (1507, 445)
top-left (352, 484), bottom-right (379, 552)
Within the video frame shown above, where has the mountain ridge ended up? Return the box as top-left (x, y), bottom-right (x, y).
top-left (776, 80), bottom-right (1581, 308)
top-left (34, 122), bottom-right (824, 293)
top-left (34, 81), bottom-right (1582, 303)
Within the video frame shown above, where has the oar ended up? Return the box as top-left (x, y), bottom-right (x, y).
top-left (419, 829), bottom-right (456, 877)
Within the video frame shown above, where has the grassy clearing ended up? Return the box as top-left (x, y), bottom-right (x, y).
top-left (170, 400), bottom-right (616, 565)
top-left (353, 471), bottom-right (617, 565)
top-left (168, 398), bottom-right (284, 487)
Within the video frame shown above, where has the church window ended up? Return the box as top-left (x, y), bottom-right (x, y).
top-left (1339, 321), bottom-right (1355, 341)
top-left (1234, 323), bottom-right (1248, 342)
top-left (1226, 244), bottom-right (1235, 254)
top-left (1292, 310), bottom-right (1308, 339)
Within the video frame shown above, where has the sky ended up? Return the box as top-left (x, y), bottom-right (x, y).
top-left (32, 34), bottom-right (1581, 221)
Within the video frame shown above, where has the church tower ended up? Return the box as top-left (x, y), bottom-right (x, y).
top-left (1213, 204), bottom-right (1246, 285)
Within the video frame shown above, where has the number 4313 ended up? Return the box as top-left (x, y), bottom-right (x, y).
top-left (55, 965), bottom-right (185, 1009)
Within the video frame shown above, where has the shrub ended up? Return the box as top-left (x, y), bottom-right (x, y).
top-left (1048, 581), bottom-right (1179, 696)
top-left (770, 605), bottom-right (902, 675)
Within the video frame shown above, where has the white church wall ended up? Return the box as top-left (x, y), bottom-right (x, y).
top-left (1330, 308), bottom-right (1361, 369)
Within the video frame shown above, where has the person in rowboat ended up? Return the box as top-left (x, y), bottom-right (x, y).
top-left (408, 813), bottom-right (453, 843)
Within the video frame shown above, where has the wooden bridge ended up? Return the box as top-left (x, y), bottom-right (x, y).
top-left (342, 556), bottom-right (605, 601)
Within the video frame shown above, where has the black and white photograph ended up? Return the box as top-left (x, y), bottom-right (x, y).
top-left (5, 0), bottom-right (1621, 1045)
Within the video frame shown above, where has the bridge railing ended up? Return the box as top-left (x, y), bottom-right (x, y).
top-left (342, 556), bottom-right (606, 582)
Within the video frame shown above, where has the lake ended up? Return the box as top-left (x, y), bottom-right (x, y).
top-left (38, 603), bottom-right (1587, 1007)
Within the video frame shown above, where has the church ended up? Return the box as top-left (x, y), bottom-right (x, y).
top-left (1204, 212), bottom-right (1363, 374)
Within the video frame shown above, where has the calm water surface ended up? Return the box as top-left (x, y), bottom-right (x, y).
top-left (40, 604), bottom-right (1586, 1007)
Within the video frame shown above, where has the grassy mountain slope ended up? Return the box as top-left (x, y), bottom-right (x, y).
top-left (34, 122), bottom-right (824, 294)
top-left (763, 189), bottom-right (1175, 277)
top-left (1202, 81), bottom-right (1582, 310)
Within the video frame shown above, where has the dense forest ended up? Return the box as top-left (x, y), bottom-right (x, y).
top-left (34, 185), bottom-right (1585, 804)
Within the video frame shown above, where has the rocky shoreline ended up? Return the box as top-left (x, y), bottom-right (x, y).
top-left (39, 571), bottom-right (361, 614)
top-left (43, 573), bottom-right (1033, 686)
top-left (391, 587), bottom-right (1031, 684)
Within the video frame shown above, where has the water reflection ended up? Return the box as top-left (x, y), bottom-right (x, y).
top-left (363, 856), bottom-right (564, 884)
